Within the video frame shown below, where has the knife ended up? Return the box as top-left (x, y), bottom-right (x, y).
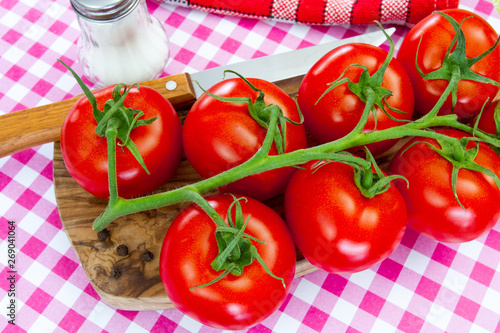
top-left (189, 28), bottom-right (395, 98)
top-left (0, 28), bottom-right (394, 159)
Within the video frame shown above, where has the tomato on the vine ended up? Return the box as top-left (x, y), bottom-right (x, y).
top-left (397, 9), bottom-right (500, 121)
top-left (475, 99), bottom-right (499, 135)
top-left (61, 84), bottom-right (183, 199)
top-left (159, 194), bottom-right (296, 330)
top-left (297, 42), bottom-right (414, 157)
top-left (387, 128), bottom-right (500, 243)
top-left (182, 77), bottom-right (307, 201)
top-left (284, 160), bottom-right (407, 274)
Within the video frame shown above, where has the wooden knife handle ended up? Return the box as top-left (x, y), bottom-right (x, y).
top-left (0, 73), bottom-right (196, 159)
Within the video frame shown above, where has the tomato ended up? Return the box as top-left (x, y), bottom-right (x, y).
top-left (159, 194), bottom-right (296, 330)
top-left (182, 77), bottom-right (308, 201)
top-left (475, 99), bottom-right (499, 135)
top-left (61, 85), bottom-right (183, 199)
top-left (297, 43), bottom-right (414, 157)
top-left (397, 9), bottom-right (500, 121)
top-left (387, 128), bottom-right (500, 243)
top-left (284, 160), bottom-right (407, 274)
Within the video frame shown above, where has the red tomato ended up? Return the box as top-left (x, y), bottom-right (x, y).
top-left (387, 128), bottom-right (500, 243)
top-left (182, 78), bottom-right (308, 201)
top-left (284, 160), bottom-right (407, 274)
top-left (61, 85), bottom-right (183, 199)
top-left (397, 9), bottom-right (500, 121)
top-left (475, 99), bottom-right (499, 135)
top-left (159, 194), bottom-right (296, 330)
top-left (297, 43), bottom-right (414, 157)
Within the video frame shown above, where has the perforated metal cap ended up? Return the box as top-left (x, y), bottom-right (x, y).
top-left (70, 0), bottom-right (139, 21)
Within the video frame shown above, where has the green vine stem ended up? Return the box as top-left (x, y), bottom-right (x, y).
top-left (92, 104), bottom-right (500, 231)
top-left (105, 122), bottom-right (120, 204)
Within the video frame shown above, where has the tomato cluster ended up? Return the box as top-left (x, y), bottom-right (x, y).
top-left (60, 8), bottom-right (500, 331)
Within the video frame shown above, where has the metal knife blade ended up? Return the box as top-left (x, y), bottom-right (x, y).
top-left (189, 27), bottom-right (395, 98)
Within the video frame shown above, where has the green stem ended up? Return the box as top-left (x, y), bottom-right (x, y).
top-left (418, 70), bottom-right (461, 121)
top-left (185, 190), bottom-right (227, 228)
top-left (351, 87), bottom-right (377, 136)
top-left (92, 106), bottom-right (500, 231)
top-left (360, 168), bottom-right (373, 189)
top-left (106, 128), bottom-right (119, 203)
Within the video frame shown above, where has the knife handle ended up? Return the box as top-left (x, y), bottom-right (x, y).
top-left (0, 73), bottom-right (196, 159)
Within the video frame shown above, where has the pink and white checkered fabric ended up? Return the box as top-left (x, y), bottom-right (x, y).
top-left (154, 0), bottom-right (459, 25)
top-left (1, 0), bottom-right (500, 332)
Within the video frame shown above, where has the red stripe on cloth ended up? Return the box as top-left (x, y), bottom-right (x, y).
top-left (350, 0), bottom-right (381, 25)
top-left (406, 0), bottom-right (459, 24)
top-left (190, 0), bottom-right (274, 18)
top-left (296, 0), bottom-right (326, 24)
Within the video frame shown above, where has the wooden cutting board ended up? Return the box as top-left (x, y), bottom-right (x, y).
top-left (50, 74), bottom-right (318, 311)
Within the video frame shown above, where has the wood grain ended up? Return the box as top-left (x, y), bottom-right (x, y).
top-left (53, 74), bottom-right (318, 311)
top-left (54, 143), bottom-right (200, 310)
top-left (0, 73), bottom-right (196, 159)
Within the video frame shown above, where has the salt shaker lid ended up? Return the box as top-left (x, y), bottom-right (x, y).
top-left (70, 0), bottom-right (139, 21)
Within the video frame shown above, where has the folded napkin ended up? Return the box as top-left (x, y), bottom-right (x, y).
top-left (156, 0), bottom-right (459, 25)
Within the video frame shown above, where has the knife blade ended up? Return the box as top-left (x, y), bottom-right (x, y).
top-left (0, 28), bottom-right (394, 158)
top-left (188, 27), bottom-right (395, 98)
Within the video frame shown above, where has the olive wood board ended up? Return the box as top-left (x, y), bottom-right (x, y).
top-left (52, 74), bottom-right (318, 311)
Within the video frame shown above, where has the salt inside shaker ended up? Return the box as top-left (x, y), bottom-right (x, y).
top-left (71, 0), bottom-right (169, 87)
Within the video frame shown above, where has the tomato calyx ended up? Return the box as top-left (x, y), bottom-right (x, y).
top-left (317, 23), bottom-right (407, 129)
top-left (402, 134), bottom-right (500, 208)
top-left (189, 194), bottom-right (286, 290)
top-left (354, 148), bottom-right (408, 199)
top-left (195, 70), bottom-right (303, 154)
top-left (59, 60), bottom-right (156, 175)
top-left (313, 148), bottom-right (407, 199)
top-left (416, 12), bottom-right (500, 118)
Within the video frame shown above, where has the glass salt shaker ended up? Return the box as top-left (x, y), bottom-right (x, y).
top-left (71, 0), bottom-right (169, 87)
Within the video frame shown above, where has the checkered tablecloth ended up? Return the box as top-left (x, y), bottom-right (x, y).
top-left (1, 0), bottom-right (500, 332)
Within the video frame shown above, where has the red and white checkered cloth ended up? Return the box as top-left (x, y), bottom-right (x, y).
top-left (2, 1), bottom-right (500, 332)
top-left (157, 0), bottom-right (460, 25)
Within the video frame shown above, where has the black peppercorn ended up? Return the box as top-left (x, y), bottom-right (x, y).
top-left (111, 269), bottom-right (121, 279)
top-left (142, 251), bottom-right (154, 262)
top-left (116, 244), bottom-right (128, 256)
top-left (97, 228), bottom-right (110, 241)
